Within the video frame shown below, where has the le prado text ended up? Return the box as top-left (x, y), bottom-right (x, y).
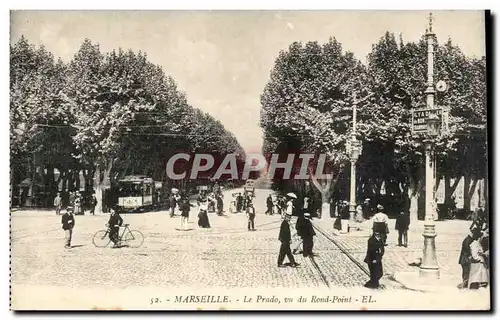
top-left (150, 295), bottom-right (375, 305)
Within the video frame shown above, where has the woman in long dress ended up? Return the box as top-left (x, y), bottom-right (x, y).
top-left (197, 193), bottom-right (211, 228)
top-left (468, 229), bottom-right (489, 289)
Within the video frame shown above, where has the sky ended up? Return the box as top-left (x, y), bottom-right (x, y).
top-left (10, 10), bottom-right (486, 154)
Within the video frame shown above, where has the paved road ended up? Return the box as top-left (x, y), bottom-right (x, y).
top-left (11, 188), bottom-right (370, 290)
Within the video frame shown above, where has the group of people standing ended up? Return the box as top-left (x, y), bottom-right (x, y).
top-left (459, 213), bottom-right (489, 290)
top-left (234, 192), bottom-right (252, 213)
top-left (167, 188), bottom-right (215, 230)
top-left (277, 192), bottom-right (316, 268)
top-left (265, 194), bottom-right (295, 216)
top-left (53, 191), bottom-right (97, 216)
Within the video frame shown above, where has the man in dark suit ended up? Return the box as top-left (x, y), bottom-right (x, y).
top-left (61, 208), bottom-right (75, 249)
top-left (395, 211), bottom-right (410, 247)
top-left (364, 232), bottom-right (384, 288)
top-left (278, 212), bottom-right (300, 268)
top-left (302, 213), bottom-right (316, 257)
top-left (458, 230), bottom-right (474, 289)
top-left (107, 208), bottom-right (124, 248)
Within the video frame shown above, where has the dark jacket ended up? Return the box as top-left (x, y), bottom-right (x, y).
top-left (61, 213), bottom-right (75, 230)
top-left (266, 196), bottom-right (273, 208)
top-left (301, 219), bottom-right (316, 238)
top-left (364, 235), bottom-right (384, 264)
top-left (458, 235), bottom-right (473, 265)
top-left (279, 220), bottom-right (292, 243)
top-left (395, 213), bottom-right (410, 231)
top-left (108, 214), bottom-right (123, 227)
top-left (180, 200), bottom-right (194, 212)
top-left (295, 216), bottom-right (306, 237)
top-left (169, 195), bottom-right (178, 208)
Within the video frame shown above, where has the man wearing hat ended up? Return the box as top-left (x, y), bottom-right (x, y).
top-left (364, 231), bottom-right (385, 289)
top-left (278, 207), bottom-right (299, 268)
top-left (61, 208), bottom-right (75, 249)
top-left (372, 204), bottom-right (389, 245)
top-left (301, 212), bottom-right (316, 257)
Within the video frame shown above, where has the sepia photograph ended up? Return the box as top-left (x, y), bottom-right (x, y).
top-left (9, 9), bottom-right (490, 310)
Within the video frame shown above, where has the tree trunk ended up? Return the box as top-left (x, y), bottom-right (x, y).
top-left (464, 176), bottom-right (478, 214)
top-left (83, 169), bottom-right (94, 194)
top-left (75, 170), bottom-right (81, 191)
top-left (45, 165), bottom-right (55, 207)
top-left (67, 169), bottom-right (74, 192)
top-left (94, 159), bottom-right (114, 215)
top-left (463, 175), bottom-right (471, 214)
top-left (444, 175), bottom-right (460, 205)
top-left (309, 164), bottom-right (343, 219)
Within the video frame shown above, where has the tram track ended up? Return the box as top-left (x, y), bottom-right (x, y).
top-left (311, 222), bottom-right (387, 290)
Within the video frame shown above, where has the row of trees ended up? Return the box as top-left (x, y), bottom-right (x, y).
top-left (10, 37), bottom-right (245, 213)
top-left (260, 32), bottom-right (487, 218)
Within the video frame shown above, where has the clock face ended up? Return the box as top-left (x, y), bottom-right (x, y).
top-left (436, 80), bottom-right (447, 92)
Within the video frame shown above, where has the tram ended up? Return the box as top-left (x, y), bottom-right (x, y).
top-left (115, 175), bottom-right (155, 211)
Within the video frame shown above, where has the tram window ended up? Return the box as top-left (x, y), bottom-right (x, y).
top-left (144, 184), bottom-right (152, 196)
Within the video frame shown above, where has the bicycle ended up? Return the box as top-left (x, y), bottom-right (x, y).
top-left (92, 223), bottom-right (144, 248)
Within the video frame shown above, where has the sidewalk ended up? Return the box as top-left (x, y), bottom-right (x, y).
top-left (312, 217), bottom-right (470, 291)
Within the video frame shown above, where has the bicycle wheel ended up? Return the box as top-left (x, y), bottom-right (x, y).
top-left (122, 230), bottom-right (144, 248)
top-left (92, 230), bottom-right (111, 248)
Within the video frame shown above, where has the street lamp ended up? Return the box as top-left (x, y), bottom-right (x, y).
top-left (420, 115), bottom-right (441, 279)
top-left (419, 13), bottom-right (441, 279)
top-left (347, 134), bottom-right (362, 231)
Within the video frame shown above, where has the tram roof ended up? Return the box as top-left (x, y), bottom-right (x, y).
top-left (118, 175), bottom-right (154, 182)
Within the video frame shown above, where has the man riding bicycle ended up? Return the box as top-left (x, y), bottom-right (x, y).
top-left (107, 207), bottom-right (124, 248)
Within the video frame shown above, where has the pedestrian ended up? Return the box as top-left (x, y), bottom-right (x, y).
top-left (208, 192), bottom-right (216, 213)
top-left (468, 228), bottom-right (489, 289)
top-left (302, 196), bottom-right (310, 215)
top-left (265, 194), bottom-right (273, 215)
top-left (216, 193), bottom-right (224, 216)
top-left (277, 200), bottom-right (299, 268)
top-left (179, 195), bottom-right (194, 231)
top-left (74, 191), bottom-right (82, 215)
top-left (247, 199), bottom-right (256, 231)
top-left (363, 198), bottom-right (373, 219)
top-left (395, 211), bottom-right (410, 247)
top-left (61, 208), bottom-right (75, 249)
top-left (372, 204), bottom-right (389, 245)
top-left (364, 232), bottom-right (385, 289)
top-left (197, 192), bottom-right (211, 228)
top-left (302, 213), bottom-right (316, 257)
top-left (54, 192), bottom-right (62, 215)
top-left (355, 204), bottom-right (364, 222)
top-left (333, 214), bottom-right (342, 232)
top-left (236, 193), bottom-right (243, 212)
top-left (107, 207), bottom-right (124, 248)
top-left (458, 230), bottom-right (474, 289)
top-left (169, 188), bottom-right (180, 218)
top-left (90, 192), bottom-right (97, 215)
top-left (69, 191), bottom-right (76, 208)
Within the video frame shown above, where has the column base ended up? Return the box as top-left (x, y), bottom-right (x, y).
top-left (419, 267), bottom-right (440, 279)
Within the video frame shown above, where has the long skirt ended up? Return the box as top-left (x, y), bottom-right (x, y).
top-left (333, 216), bottom-right (342, 231)
top-left (469, 262), bottom-right (489, 287)
top-left (198, 210), bottom-right (211, 228)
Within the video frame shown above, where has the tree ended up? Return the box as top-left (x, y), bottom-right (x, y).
top-left (260, 39), bottom-right (369, 217)
top-left (63, 40), bottom-right (245, 212)
top-left (10, 37), bottom-right (74, 206)
top-left (360, 33), bottom-right (486, 218)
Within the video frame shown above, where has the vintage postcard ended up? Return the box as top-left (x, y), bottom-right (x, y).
top-left (9, 10), bottom-right (490, 310)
